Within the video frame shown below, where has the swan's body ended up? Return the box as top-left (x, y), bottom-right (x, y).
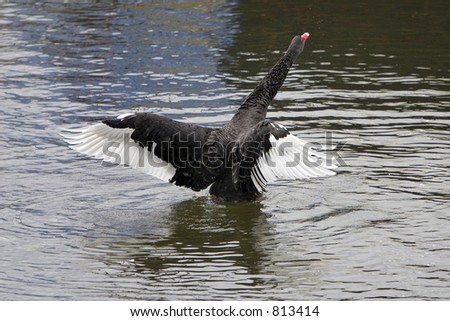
top-left (62, 33), bottom-right (337, 201)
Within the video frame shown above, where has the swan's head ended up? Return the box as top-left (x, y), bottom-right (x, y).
top-left (287, 32), bottom-right (310, 57)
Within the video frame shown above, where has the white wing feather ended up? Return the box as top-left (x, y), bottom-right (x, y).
top-left (250, 133), bottom-right (337, 192)
top-left (61, 123), bottom-right (176, 182)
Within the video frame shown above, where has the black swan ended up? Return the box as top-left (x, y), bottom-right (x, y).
top-left (62, 32), bottom-right (337, 201)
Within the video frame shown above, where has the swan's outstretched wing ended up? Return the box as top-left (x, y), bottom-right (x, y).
top-left (231, 120), bottom-right (337, 196)
top-left (228, 33), bottom-right (310, 128)
top-left (61, 113), bottom-right (217, 191)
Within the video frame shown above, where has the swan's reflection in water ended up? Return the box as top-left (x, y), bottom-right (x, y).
top-left (83, 197), bottom-right (282, 299)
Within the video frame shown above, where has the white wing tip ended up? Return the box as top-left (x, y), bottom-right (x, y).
top-left (250, 132), bottom-right (339, 190)
top-left (117, 112), bottom-right (135, 120)
top-left (61, 123), bottom-right (177, 183)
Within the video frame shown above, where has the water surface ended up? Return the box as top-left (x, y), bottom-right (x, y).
top-left (0, 1), bottom-right (449, 300)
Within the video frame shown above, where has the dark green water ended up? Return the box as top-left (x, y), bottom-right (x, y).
top-left (0, 1), bottom-right (449, 299)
